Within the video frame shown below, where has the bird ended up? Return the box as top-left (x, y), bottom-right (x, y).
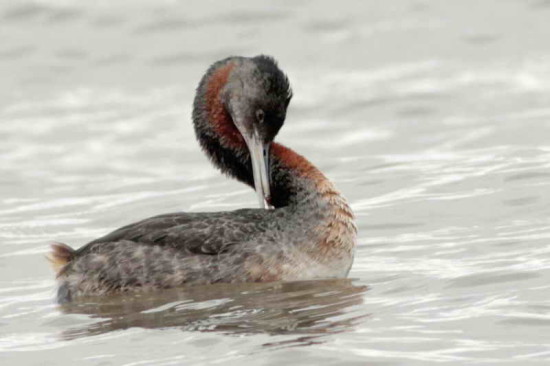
top-left (49, 55), bottom-right (357, 303)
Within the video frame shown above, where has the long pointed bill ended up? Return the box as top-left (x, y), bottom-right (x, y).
top-left (243, 130), bottom-right (272, 209)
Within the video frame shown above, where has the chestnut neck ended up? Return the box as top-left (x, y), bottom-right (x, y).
top-left (192, 58), bottom-right (328, 209)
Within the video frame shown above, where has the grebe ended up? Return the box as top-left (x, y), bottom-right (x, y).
top-left (49, 55), bottom-right (357, 303)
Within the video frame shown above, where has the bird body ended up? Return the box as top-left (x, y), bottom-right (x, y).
top-left (50, 56), bottom-right (356, 303)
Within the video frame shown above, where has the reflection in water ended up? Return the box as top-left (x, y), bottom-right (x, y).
top-left (60, 279), bottom-right (368, 345)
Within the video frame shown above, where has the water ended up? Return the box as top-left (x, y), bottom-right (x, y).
top-left (1, 0), bottom-right (550, 365)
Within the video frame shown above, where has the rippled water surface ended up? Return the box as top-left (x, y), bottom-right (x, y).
top-left (1, 1), bottom-right (550, 365)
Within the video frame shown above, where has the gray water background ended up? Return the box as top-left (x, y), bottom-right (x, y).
top-left (1, 0), bottom-right (550, 365)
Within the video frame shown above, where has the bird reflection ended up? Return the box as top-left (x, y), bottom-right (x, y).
top-left (60, 279), bottom-right (368, 346)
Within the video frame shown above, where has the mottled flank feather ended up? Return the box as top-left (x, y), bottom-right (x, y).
top-left (48, 242), bottom-right (75, 275)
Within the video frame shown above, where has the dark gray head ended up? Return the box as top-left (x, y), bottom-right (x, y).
top-left (193, 55), bottom-right (292, 208)
top-left (221, 55), bottom-right (292, 144)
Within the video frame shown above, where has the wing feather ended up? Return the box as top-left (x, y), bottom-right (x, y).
top-left (75, 209), bottom-right (269, 257)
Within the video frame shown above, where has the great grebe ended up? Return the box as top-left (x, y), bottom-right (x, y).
top-left (49, 55), bottom-right (356, 303)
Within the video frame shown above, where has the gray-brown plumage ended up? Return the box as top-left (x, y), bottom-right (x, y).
top-left (50, 55), bottom-right (357, 303)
